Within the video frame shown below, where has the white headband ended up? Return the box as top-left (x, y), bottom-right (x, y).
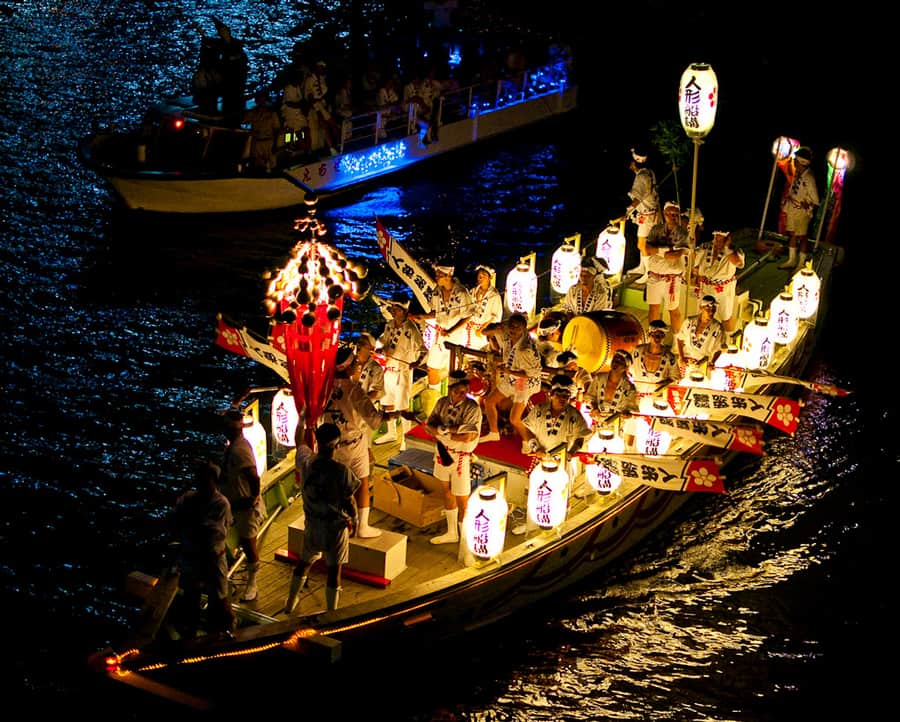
top-left (474, 264), bottom-right (495, 277)
top-left (630, 148), bottom-right (647, 163)
top-left (433, 264), bottom-right (454, 276)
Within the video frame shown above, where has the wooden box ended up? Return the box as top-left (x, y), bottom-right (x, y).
top-left (373, 465), bottom-right (445, 528)
top-left (348, 530), bottom-right (407, 580)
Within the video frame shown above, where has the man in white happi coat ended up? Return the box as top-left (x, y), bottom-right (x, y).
top-left (560, 256), bottom-right (612, 319)
top-left (645, 201), bottom-right (690, 334)
top-left (676, 295), bottom-right (726, 377)
top-left (777, 145), bottom-right (820, 270)
top-left (464, 264), bottom-right (503, 351)
top-left (630, 319), bottom-right (683, 401)
top-left (621, 146), bottom-right (661, 281)
top-left (693, 230), bottom-right (745, 333)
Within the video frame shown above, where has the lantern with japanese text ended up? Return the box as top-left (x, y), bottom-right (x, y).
top-left (464, 486), bottom-right (509, 560)
top-left (264, 194), bottom-right (370, 447)
top-left (791, 262), bottom-right (821, 320)
top-left (586, 428), bottom-right (624, 495)
top-left (710, 345), bottom-right (746, 390)
top-left (741, 313), bottom-right (773, 370)
top-left (527, 457), bottom-right (569, 531)
top-left (635, 399), bottom-right (673, 456)
top-left (421, 318), bottom-right (438, 351)
top-left (678, 63), bottom-right (718, 139)
top-left (595, 224), bottom-right (626, 277)
top-left (551, 235), bottom-right (581, 294)
top-left (242, 413), bottom-right (268, 477)
top-left (770, 286), bottom-right (799, 345)
top-left (505, 254), bottom-right (538, 316)
top-left (271, 387), bottom-right (300, 447)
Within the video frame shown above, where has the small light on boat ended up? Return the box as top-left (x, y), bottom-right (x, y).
top-left (770, 285), bottom-right (799, 345)
top-left (551, 238), bottom-right (581, 294)
top-left (741, 312), bottom-right (773, 370)
top-left (505, 255), bottom-right (538, 317)
top-left (173, 118), bottom-right (184, 131)
top-left (678, 63), bottom-right (718, 139)
top-left (272, 388), bottom-right (299, 447)
top-left (104, 654), bottom-right (120, 673)
top-left (242, 413), bottom-right (267, 476)
top-left (710, 345), bottom-right (746, 390)
top-left (791, 262), bottom-right (820, 320)
top-left (586, 428), bottom-right (624, 495)
top-left (528, 457), bottom-right (569, 530)
top-left (595, 224), bottom-right (626, 276)
top-left (464, 486), bottom-right (508, 560)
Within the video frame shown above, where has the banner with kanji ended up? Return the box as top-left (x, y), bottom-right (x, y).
top-left (576, 453), bottom-right (725, 493)
top-left (731, 368), bottom-right (851, 397)
top-left (375, 218), bottom-right (434, 312)
top-left (645, 415), bottom-right (764, 454)
top-left (665, 385), bottom-right (801, 434)
top-left (215, 314), bottom-right (289, 382)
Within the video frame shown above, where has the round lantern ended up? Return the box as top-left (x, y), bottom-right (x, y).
top-left (421, 318), bottom-right (438, 351)
top-left (791, 263), bottom-right (821, 320)
top-left (741, 313), bottom-right (773, 370)
top-left (770, 286), bottom-right (799, 345)
top-left (827, 146), bottom-right (854, 173)
top-left (772, 136), bottom-right (799, 162)
top-left (678, 63), bottom-right (718, 139)
top-left (505, 259), bottom-right (538, 316)
top-left (635, 400), bottom-right (673, 456)
top-left (464, 486), bottom-right (509, 560)
top-left (586, 428), bottom-right (624, 495)
top-left (271, 387), bottom-right (300, 447)
top-left (527, 457), bottom-right (569, 531)
top-left (710, 345), bottom-right (746, 390)
top-left (595, 225), bottom-right (626, 276)
top-left (551, 242), bottom-right (581, 294)
top-left (241, 413), bottom-right (268, 477)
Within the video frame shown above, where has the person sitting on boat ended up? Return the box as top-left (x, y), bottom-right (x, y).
top-left (630, 319), bottom-right (682, 400)
top-left (585, 349), bottom-right (639, 440)
top-left (322, 346), bottom-right (404, 538)
top-left (480, 313), bottom-right (543, 452)
top-left (464, 264), bottom-right (503, 351)
top-left (535, 315), bottom-right (564, 383)
top-left (619, 146), bottom-right (661, 283)
top-left (242, 91), bottom-right (282, 173)
top-left (425, 369), bottom-right (483, 546)
top-left (220, 409), bottom-right (266, 602)
top-left (777, 145), bottom-right (820, 271)
top-left (375, 294), bottom-right (426, 449)
top-left (285, 421), bottom-right (360, 614)
top-left (411, 263), bottom-right (475, 412)
top-left (676, 295), bottom-right (726, 378)
top-left (303, 60), bottom-right (340, 155)
top-left (555, 350), bottom-right (592, 403)
top-left (693, 229), bottom-right (745, 335)
top-left (334, 75), bottom-right (355, 142)
top-left (645, 201), bottom-right (689, 335)
top-left (279, 65), bottom-right (311, 154)
top-left (403, 67), bottom-right (436, 146)
top-left (560, 256), bottom-right (612, 320)
top-left (375, 75), bottom-right (402, 138)
top-left (170, 459), bottom-right (235, 637)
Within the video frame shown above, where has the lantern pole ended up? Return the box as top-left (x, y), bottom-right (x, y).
top-left (813, 146), bottom-right (852, 250)
top-left (758, 137), bottom-right (796, 243)
top-left (685, 136), bottom-right (701, 292)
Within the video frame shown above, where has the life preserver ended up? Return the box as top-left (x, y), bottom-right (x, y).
top-left (755, 238), bottom-right (785, 256)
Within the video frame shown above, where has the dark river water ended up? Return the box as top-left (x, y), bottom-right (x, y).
top-left (1, 1), bottom-right (889, 719)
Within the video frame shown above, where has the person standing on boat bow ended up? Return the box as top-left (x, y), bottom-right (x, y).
top-left (777, 145), bottom-right (820, 270)
top-left (645, 201), bottom-right (690, 335)
top-left (619, 146), bottom-right (661, 283)
top-left (285, 421), bottom-right (359, 614)
top-left (425, 369), bottom-right (483, 545)
top-left (220, 409), bottom-right (266, 602)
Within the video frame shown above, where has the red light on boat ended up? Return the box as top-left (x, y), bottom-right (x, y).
top-left (104, 654), bottom-right (120, 673)
top-left (173, 118), bottom-right (184, 130)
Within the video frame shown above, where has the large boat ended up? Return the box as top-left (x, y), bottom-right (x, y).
top-left (87, 216), bottom-right (846, 710)
top-left (77, 60), bottom-right (576, 215)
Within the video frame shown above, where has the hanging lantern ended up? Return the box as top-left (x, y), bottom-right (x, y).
top-left (421, 318), bottom-right (438, 350)
top-left (741, 313), bottom-right (773, 370)
top-left (527, 457), bottom-right (569, 530)
top-left (595, 224), bottom-right (626, 276)
top-left (678, 63), bottom-right (718, 139)
top-left (770, 286), bottom-right (799, 345)
top-left (772, 136), bottom-right (799, 162)
top-left (550, 239), bottom-right (581, 294)
top-left (635, 399), bottom-right (673, 456)
top-left (791, 262), bottom-right (821, 320)
top-left (586, 428), bottom-right (624, 495)
top-left (242, 413), bottom-right (268, 477)
top-left (710, 345), bottom-right (746, 390)
top-left (271, 387), bottom-right (300, 447)
top-left (505, 255), bottom-right (538, 316)
top-left (464, 486), bottom-right (509, 560)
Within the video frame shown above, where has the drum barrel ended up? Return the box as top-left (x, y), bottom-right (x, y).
top-left (561, 310), bottom-right (645, 373)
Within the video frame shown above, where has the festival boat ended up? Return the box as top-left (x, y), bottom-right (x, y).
top-left (76, 59), bottom-right (576, 215)
top-left (87, 175), bottom-right (851, 708)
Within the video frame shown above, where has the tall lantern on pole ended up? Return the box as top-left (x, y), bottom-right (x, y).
top-left (758, 136), bottom-right (799, 243)
top-left (678, 62), bottom-right (718, 295)
top-left (550, 234), bottom-right (582, 295)
top-left (505, 253), bottom-right (538, 318)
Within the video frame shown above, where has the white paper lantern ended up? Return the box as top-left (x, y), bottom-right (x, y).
top-left (586, 429), bottom-right (624, 495)
top-left (635, 400), bottom-right (673, 456)
top-left (551, 242), bottom-right (581, 294)
top-left (464, 486), bottom-right (509, 560)
top-left (505, 259), bottom-right (538, 316)
top-left (421, 318), bottom-right (438, 350)
top-left (595, 225), bottom-right (626, 276)
top-left (741, 313), bottom-right (773, 370)
top-left (770, 286), bottom-right (799, 345)
top-left (271, 387), bottom-right (299, 447)
top-left (527, 457), bottom-right (569, 530)
top-left (678, 63), bottom-right (718, 139)
top-left (791, 263), bottom-right (821, 320)
top-left (771, 136), bottom-right (798, 162)
top-left (241, 413), bottom-right (267, 477)
top-left (710, 345), bottom-right (746, 390)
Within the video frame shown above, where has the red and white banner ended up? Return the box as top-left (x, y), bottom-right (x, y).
top-left (215, 314), bottom-right (289, 382)
top-left (375, 218), bottom-right (434, 312)
top-left (733, 369), bottom-right (852, 397)
top-left (664, 385), bottom-right (801, 435)
top-left (576, 453), bottom-right (725, 493)
top-left (644, 415), bottom-right (764, 455)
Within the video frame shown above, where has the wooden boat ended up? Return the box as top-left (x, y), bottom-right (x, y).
top-left (77, 60), bottom-right (576, 215)
top-left (88, 227), bottom-right (845, 710)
